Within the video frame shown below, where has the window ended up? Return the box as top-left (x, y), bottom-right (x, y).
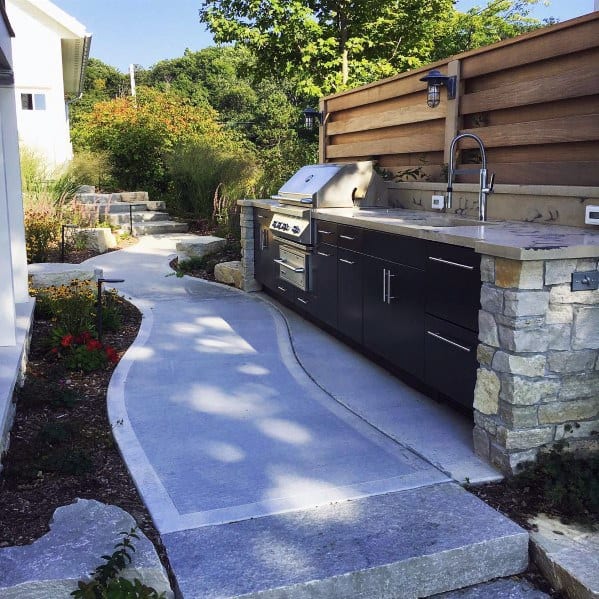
top-left (20, 93), bottom-right (46, 111)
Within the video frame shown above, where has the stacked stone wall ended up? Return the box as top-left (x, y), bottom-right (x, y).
top-left (474, 256), bottom-right (599, 473)
top-left (239, 205), bottom-right (261, 292)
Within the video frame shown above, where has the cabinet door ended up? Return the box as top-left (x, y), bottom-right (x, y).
top-left (253, 211), bottom-right (277, 290)
top-left (363, 257), bottom-right (425, 379)
top-left (425, 315), bottom-right (479, 408)
top-left (337, 249), bottom-right (363, 344)
top-left (425, 241), bottom-right (480, 332)
top-left (312, 244), bottom-right (338, 328)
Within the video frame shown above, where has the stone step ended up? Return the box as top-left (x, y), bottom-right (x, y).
top-left (106, 211), bottom-right (171, 225)
top-left (130, 220), bottom-right (189, 236)
top-left (162, 483), bottom-right (529, 599)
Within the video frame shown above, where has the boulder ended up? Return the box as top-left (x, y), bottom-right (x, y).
top-left (28, 264), bottom-right (103, 289)
top-left (0, 499), bottom-right (173, 599)
top-left (214, 260), bottom-right (243, 288)
top-left (74, 227), bottom-right (117, 253)
top-left (176, 235), bottom-right (226, 259)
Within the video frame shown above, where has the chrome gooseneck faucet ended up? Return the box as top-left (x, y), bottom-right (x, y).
top-left (447, 132), bottom-right (495, 221)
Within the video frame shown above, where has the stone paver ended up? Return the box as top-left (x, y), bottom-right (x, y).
top-left (0, 499), bottom-right (173, 599)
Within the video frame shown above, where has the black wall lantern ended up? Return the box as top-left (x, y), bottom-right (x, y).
top-left (302, 106), bottom-right (323, 130)
top-left (419, 69), bottom-right (457, 108)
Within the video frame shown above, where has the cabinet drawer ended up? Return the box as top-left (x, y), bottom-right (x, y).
top-left (424, 315), bottom-right (478, 409)
top-left (314, 220), bottom-right (338, 245)
top-left (255, 208), bottom-right (272, 223)
top-left (425, 241), bottom-right (481, 331)
top-left (337, 224), bottom-right (363, 251)
top-left (363, 229), bottom-right (425, 269)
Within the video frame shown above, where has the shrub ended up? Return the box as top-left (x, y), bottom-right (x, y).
top-left (24, 197), bottom-right (61, 263)
top-left (40, 280), bottom-right (97, 337)
top-left (72, 528), bottom-right (166, 598)
top-left (515, 441), bottom-right (599, 524)
top-left (50, 331), bottom-right (119, 372)
top-left (167, 140), bottom-right (259, 222)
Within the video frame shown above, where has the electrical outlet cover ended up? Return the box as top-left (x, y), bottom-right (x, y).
top-left (432, 195), bottom-right (445, 210)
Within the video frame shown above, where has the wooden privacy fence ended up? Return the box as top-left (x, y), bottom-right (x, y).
top-left (320, 12), bottom-right (599, 188)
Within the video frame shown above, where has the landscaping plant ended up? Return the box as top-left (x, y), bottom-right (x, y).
top-left (72, 528), bottom-right (166, 599)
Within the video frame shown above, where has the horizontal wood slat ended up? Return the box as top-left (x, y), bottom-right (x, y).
top-left (460, 114), bottom-right (599, 148)
top-left (461, 18), bottom-right (599, 79)
top-left (454, 161), bottom-right (599, 187)
top-left (327, 104), bottom-right (445, 135)
top-left (326, 71), bottom-right (443, 112)
top-left (326, 132), bottom-right (444, 159)
top-left (461, 67), bottom-right (599, 114)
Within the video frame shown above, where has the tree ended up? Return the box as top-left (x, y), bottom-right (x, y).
top-left (431, 0), bottom-right (548, 60)
top-left (200, 0), bottom-right (455, 97)
top-left (72, 86), bottom-right (232, 195)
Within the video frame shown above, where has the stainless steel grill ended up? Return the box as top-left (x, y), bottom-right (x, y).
top-left (268, 161), bottom-right (388, 290)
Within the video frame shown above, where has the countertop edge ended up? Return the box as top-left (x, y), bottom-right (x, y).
top-left (238, 200), bottom-right (599, 261)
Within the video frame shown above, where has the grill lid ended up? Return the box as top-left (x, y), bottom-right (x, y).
top-left (272, 161), bottom-right (387, 208)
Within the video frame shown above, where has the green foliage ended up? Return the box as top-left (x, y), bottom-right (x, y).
top-left (37, 420), bottom-right (77, 446)
top-left (515, 441), bottom-right (599, 525)
top-left (17, 378), bottom-right (80, 409)
top-left (167, 140), bottom-right (259, 219)
top-left (431, 0), bottom-right (548, 60)
top-left (38, 448), bottom-right (94, 476)
top-left (72, 86), bottom-right (228, 197)
top-left (199, 0), bottom-right (548, 97)
top-left (24, 197), bottom-right (61, 263)
top-left (72, 528), bottom-right (166, 599)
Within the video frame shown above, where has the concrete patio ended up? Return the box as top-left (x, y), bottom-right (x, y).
top-left (83, 234), bottom-right (534, 598)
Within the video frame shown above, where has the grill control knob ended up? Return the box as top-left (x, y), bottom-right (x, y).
top-left (292, 225), bottom-right (300, 234)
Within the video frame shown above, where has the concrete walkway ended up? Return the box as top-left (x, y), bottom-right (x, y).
top-left (85, 235), bottom-right (529, 598)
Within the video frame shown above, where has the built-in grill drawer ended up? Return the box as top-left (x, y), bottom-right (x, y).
top-left (276, 244), bottom-right (310, 291)
top-left (337, 224), bottom-right (363, 251)
top-left (314, 220), bottom-right (338, 245)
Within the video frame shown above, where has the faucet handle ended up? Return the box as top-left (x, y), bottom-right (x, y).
top-left (488, 172), bottom-right (495, 193)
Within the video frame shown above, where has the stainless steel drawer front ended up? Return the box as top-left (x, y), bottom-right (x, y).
top-left (277, 245), bottom-right (310, 291)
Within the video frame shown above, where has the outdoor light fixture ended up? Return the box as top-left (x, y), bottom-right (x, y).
top-left (302, 106), bottom-right (323, 131)
top-left (96, 278), bottom-right (125, 340)
top-left (419, 69), bottom-right (457, 108)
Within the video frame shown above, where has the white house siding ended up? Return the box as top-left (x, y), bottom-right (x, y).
top-left (8, 0), bottom-right (74, 168)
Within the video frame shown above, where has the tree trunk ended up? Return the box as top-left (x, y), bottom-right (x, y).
top-left (339, 7), bottom-right (348, 85)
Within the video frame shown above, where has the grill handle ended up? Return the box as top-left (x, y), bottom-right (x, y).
top-left (274, 258), bottom-right (305, 273)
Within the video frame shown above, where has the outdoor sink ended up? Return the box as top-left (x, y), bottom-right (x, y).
top-left (353, 209), bottom-right (500, 228)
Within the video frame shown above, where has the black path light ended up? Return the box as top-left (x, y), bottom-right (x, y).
top-left (96, 277), bottom-right (124, 341)
top-left (302, 106), bottom-right (324, 131)
top-left (60, 223), bottom-right (78, 262)
top-left (419, 69), bottom-right (457, 108)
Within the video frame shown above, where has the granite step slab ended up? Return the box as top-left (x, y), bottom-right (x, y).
top-left (162, 483), bottom-right (529, 599)
top-left (106, 211), bottom-right (171, 225)
top-left (131, 221), bottom-right (189, 235)
top-left (432, 577), bottom-right (550, 597)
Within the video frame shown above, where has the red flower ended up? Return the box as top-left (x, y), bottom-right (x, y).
top-left (51, 347), bottom-right (59, 354)
top-left (81, 331), bottom-right (92, 343)
top-left (86, 339), bottom-right (103, 351)
top-left (60, 334), bottom-right (74, 348)
top-left (105, 346), bottom-right (119, 364)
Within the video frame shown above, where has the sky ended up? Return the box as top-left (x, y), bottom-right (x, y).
top-left (55, 0), bottom-right (596, 73)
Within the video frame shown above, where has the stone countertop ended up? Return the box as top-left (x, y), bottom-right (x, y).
top-left (239, 199), bottom-right (599, 261)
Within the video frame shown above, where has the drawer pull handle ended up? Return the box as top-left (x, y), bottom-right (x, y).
top-left (277, 286), bottom-right (287, 292)
top-left (339, 234), bottom-right (356, 241)
top-left (317, 251), bottom-right (331, 257)
top-left (297, 297), bottom-right (309, 305)
top-left (427, 331), bottom-right (472, 352)
top-left (318, 230), bottom-right (333, 235)
top-left (428, 256), bottom-right (474, 270)
top-left (258, 214), bottom-right (267, 219)
top-left (274, 259), bottom-right (304, 273)
top-left (339, 258), bottom-right (355, 265)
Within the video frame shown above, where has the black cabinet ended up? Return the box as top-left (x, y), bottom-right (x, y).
top-left (424, 241), bottom-right (481, 408)
top-left (337, 248), bottom-right (363, 344)
top-left (253, 208), bottom-right (277, 290)
top-left (425, 315), bottom-right (479, 409)
top-left (363, 257), bottom-right (425, 379)
top-left (312, 243), bottom-right (338, 328)
top-left (425, 242), bottom-right (480, 331)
